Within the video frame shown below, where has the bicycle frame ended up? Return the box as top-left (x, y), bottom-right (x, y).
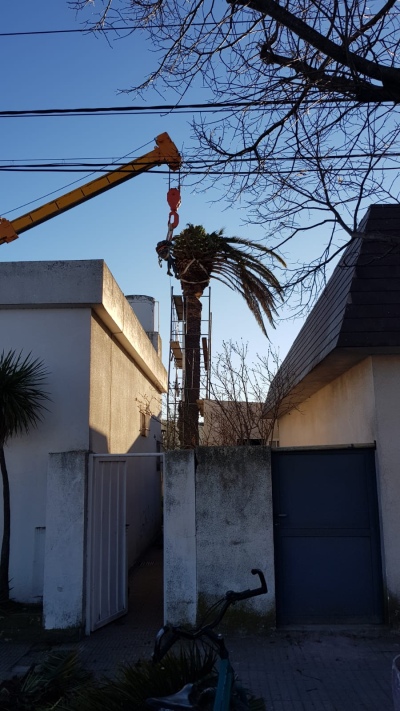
top-left (214, 658), bottom-right (234, 711)
top-left (147, 569), bottom-right (268, 711)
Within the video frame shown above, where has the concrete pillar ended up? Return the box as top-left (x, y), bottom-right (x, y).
top-left (163, 447), bottom-right (275, 630)
top-left (195, 446), bottom-right (275, 629)
top-left (43, 451), bottom-right (88, 630)
top-left (164, 450), bottom-right (197, 625)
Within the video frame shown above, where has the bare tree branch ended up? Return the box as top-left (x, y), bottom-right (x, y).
top-left (201, 340), bottom-right (298, 446)
top-left (70, 0), bottom-right (400, 308)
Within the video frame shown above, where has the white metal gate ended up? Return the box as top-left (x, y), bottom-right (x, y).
top-left (86, 456), bottom-right (128, 633)
top-left (86, 453), bottom-right (163, 635)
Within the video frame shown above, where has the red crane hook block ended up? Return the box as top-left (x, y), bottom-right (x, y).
top-left (167, 187), bottom-right (181, 213)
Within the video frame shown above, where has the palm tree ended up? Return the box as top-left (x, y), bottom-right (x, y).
top-left (170, 224), bottom-right (285, 449)
top-left (0, 350), bottom-right (50, 602)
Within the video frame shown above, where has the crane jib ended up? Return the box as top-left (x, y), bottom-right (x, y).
top-left (0, 132), bottom-right (181, 244)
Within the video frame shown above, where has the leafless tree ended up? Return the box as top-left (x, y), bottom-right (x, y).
top-left (201, 339), bottom-right (297, 446)
top-left (70, 0), bottom-right (400, 306)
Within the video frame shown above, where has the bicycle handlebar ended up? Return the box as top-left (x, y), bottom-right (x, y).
top-left (152, 569), bottom-right (268, 663)
top-left (225, 569), bottom-right (268, 602)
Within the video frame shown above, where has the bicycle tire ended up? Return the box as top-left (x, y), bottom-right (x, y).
top-left (195, 678), bottom-right (252, 711)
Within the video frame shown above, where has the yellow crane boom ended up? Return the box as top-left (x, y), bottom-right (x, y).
top-left (0, 132), bottom-right (181, 245)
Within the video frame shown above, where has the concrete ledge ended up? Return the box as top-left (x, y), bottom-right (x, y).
top-left (0, 260), bottom-right (167, 393)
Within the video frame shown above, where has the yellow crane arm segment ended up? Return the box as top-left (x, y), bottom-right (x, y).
top-left (0, 132), bottom-right (181, 245)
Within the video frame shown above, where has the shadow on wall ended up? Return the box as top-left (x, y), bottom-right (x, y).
top-left (89, 402), bottom-right (162, 456)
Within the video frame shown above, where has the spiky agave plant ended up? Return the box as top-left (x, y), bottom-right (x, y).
top-left (0, 350), bottom-right (50, 602)
top-left (60, 645), bottom-right (217, 711)
top-left (0, 651), bottom-right (91, 710)
top-left (170, 225), bottom-right (285, 449)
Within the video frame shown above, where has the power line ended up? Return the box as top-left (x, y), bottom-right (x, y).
top-left (1, 167), bottom-right (399, 176)
top-left (1, 152), bottom-right (399, 169)
top-left (2, 13), bottom-right (400, 38)
top-left (3, 168), bottom-right (400, 174)
top-left (0, 102), bottom-right (281, 117)
top-left (0, 21), bottom-right (257, 37)
top-left (0, 96), bottom-right (376, 118)
top-left (2, 161), bottom-right (398, 217)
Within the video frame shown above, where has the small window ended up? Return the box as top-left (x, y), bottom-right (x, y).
top-left (140, 411), bottom-right (150, 437)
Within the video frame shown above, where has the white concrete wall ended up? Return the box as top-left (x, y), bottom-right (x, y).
top-left (0, 260), bottom-right (166, 608)
top-left (164, 447), bottom-right (275, 630)
top-left (89, 315), bottom-right (163, 454)
top-left (164, 451), bottom-right (197, 625)
top-left (98, 265), bottom-right (166, 392)
top-left (0, 308), bottom-right (91, 602)
top-left (89, 310), bottom-right (164, 569)
top-left (278, 357), bottom-right (375, 446)
top-left (371, 356), bottom-right (400, 622)
top-left (43, 451), bottom-right (88, 629)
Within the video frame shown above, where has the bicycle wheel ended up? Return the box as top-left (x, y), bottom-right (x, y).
top-left (195, 678), bottom-right (259, 711)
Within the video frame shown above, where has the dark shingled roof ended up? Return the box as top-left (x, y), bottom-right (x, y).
top-left (265, 204), bottom-right (400, 415)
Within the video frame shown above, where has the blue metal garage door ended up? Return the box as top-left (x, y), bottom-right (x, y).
top-left (272, 448), bottom-right (383, 625)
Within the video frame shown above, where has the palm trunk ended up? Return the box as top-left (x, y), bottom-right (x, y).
top-left (180, 288), bottom-right (202, 448)
top-left (0, 446), bottom-right (10, 602)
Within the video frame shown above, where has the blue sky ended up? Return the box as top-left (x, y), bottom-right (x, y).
top-left (0, 0), bottom-right (332, 373)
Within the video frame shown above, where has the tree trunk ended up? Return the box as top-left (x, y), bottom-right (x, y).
top-left (0, 446), bottom-right (10, 602)
top-left (180, 288), bottom-right (202, 448)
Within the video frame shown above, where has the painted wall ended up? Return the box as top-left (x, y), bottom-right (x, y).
top-left (164, 447), bottom-right (275, 630)
top-left (277, 354), bottom-right (400, 625)
top-left (371, 356), bottom-right (400, 622)
top-left (164, 450), bottom-right (197, 625)
top-left (0, 259), bottom-right (166, 606)
top-left (89, 314), bottom-right (163, 454)
top-left (43, 451), bottom-right (88, 630)
top-left (89, 315), bottom-right (163, 570)
top-left (43, 451), bottom-right (162, 630)
top-left (0, 308), bottom-right (91, 602)
top-left (277, 357), bottom-right (375, 446)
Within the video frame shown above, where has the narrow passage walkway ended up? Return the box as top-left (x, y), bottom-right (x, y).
top-left (78, 541), bottom-right (164, 676)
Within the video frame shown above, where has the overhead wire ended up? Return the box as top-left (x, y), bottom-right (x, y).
top-left (2, 11), bottom-right (400, 38)
top-left (1, 21), bottom-right (398, 217)
top-left (3, 150), bottom-right (397, 215)
top-left (1, 168), bottom-right (398, 175)
top-left (0, 138), bottom-right (155, 216)
top-left (0, 95), bottom-right (385, 118)
top-left (1, 151), bottom-right (399, 169)
top-left (0, 20), bottom-right (266, 37)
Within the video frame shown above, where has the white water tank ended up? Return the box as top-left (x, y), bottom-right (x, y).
top-left (125, 295), bottom-right (161, 355)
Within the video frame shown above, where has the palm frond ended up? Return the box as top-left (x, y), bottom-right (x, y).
top-left (0, 350), bottom-right (50, 445)
top-left (172, 225), bottom-right (286, 336)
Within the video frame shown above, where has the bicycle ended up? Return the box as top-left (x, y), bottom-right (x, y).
top-left (146, 569), bottom-right (268, 711)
